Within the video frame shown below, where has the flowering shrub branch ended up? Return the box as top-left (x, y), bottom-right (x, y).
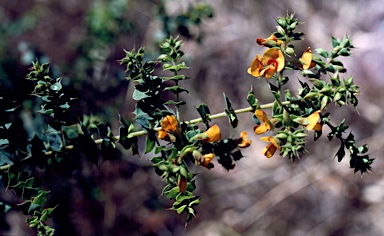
top-left (0, 13), bottom-right (373, 234)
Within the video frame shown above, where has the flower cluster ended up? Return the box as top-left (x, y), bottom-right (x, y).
top-left (245, 14), bottom-right (371, 172)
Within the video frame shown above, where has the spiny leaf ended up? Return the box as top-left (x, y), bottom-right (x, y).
top-left (223, 93), bottom-right (238, 128)
top-left (196, 103), bottom-right (211, 128)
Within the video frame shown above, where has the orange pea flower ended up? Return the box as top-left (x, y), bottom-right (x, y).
top-left (161, 115), bottom-right (178, 132)
top-left (306, 111), bottom-right (322, 131)
top-left (203, 124), bottom-right (221, 142)
top-left (158, 115), bottom-right (179, 141)
top-left (300, 47), bottom-right (316, 70)
top-left (238, 131), bottom-right (252, 148)
top-left (253, 110), bottom-right (272, 135)
top-left (256, 34), bottom-right (282, 47)
top-left (157, 129), bottom-right (169, 140)
top-left (201, 153), bottom-right (215, 169)
top-left (260, 136), bottom-right (281, 158)
top-left (248, 48), bottom-right (285, 79)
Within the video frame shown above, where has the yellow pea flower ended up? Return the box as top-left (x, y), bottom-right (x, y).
top-left (306, 111), bottom-right (322, 131)
top-left (238, 131), bottom-right (252, 148)
top-left (161, 115), bottom-right (178, 132)
top-left (253, 110), bottom-right (272, 135)
top-left (300, 47), bottom-right (316, 70)
top-left (201, 153), bottom-right (215, 169)
top-left (260, 136), bottom-right (281, 158)
top-left (157, 129), bottom-right (169, 140)
top-left (203, 124), bottom-right (221, 142)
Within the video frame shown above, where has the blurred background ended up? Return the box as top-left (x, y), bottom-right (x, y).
top-left (1, 0), bottom-right (384, 235)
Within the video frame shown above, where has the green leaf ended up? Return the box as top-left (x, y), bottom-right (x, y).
top-left (358, 144), bottom-right (369, 154)
top-left (268, 82), bottom-right (280, 100)
top-left (246, 87), bottom-right (258, 112)
top-left (130, 137), bottom-right (139, 155)
top-left (118, 115), bottom-right (135, 150)
top-left (164, 100), bottom-right (186, 106)
top-left (315, 48), bottom-right (329, 58)
top-left (28, 203), bottom-right (41, 215)
top-left (50, 80), bottom-right (62, 91)
top-left (133, 106), bottom-right (152, 130)
top-left (175, 205), bottom-right (187, 214)
top-left (0, 150), bottom-right (13, 166)
top-left (78, 125), bottom-right (99, 165)
top-left (132, 89), bottom-right (150, 100)
top-left (196, 103), bottom-right (211, 128)
top-left (232, 150), bottom-right (243, 161)
top-left (223, 93), bottom-right (238, 128)
top-left (332, 36), bottom-right (340, 48)
top-left (163, 186), bottom-right (180, 200)
top-left (46, 126), bottom-right (62, 152)
top-left (335, 141), bottom-right (345, 162)
top-left (145, 134), bottom-right (156, 154)
top-left (162, 75), bottom-right (188, 81)
top-left (164, 86), bottom-right (189, 94)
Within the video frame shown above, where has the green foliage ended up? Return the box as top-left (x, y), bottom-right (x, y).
top-left (223, 93), bottom-right (238, 128)
top-left (0, 11), bottom-right (373, 234)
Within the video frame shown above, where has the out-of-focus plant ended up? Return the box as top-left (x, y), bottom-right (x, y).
top-left (156, 0), bottom-right (213, 41)
top-left (0, 13), bottom-right (373, 235)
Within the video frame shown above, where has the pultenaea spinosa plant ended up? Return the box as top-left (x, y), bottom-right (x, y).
top-left (0, 14), bottom-right (373, 234)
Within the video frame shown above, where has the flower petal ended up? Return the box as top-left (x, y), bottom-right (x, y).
top-left (306, 111), bottom-right (321, 131)
top-left (262, 143), bottom-right (277, 158)
top-left (301, 47), bottom-right (313, 70)
top-left (247, 56), bottom-right (263, 77)
top-left (255, 110), bottom-right (268, 123)
top-left (161, 115), bottom-right (178, 132)
top-left (262, 48), bottom-right (285, 72)
top-left (201, 153), bottom-right (215, 169)
top-left (254, 110), bottom-right (271, 133)
top-left (157, 129), bottom-right (169, 140)
top-left (275, 50), bottom-right (285, 72)
top-left (204, 124), bottom-right (221, 142)
top-left (254, 124), bottom-right (269, 135)
top-left (238, 131), bottom-right (252, 148)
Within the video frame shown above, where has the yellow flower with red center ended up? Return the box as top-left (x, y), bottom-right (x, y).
top-left (256, 34), bottom-right (283, 47)
top-left (306, 111), bottom-right (322, 131)
top-left (238, 131), bottom-right (251, 148)
top-left (203, 124), bottom-right (221, 142)
top-left (248, 48), bottom-right (285, 79)
top-left (253, 110), bottom-right (272, 135)
top-left (260, 136), bottom-right (281, 158)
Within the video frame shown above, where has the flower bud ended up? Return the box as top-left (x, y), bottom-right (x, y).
top-left (276, 26), bottom-right (286, 36)
top-left (285, 47), bottom-right (295, 56)
top-left (276, 17), bottom-right (287, 28)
